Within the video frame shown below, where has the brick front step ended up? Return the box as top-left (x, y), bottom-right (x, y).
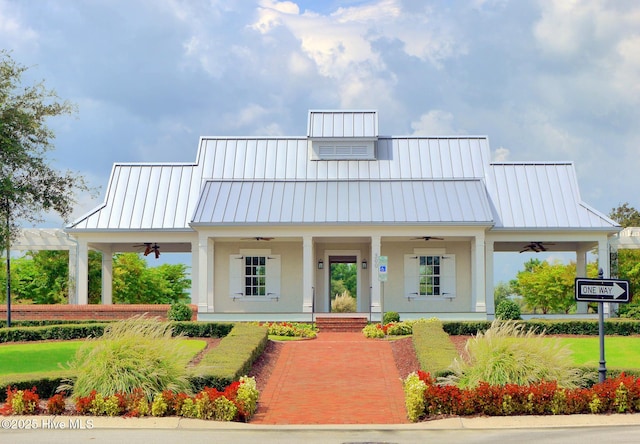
top-left (315, 316), bottom-right (369, 332)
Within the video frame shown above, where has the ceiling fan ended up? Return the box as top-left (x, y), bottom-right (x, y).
top-left (411, 236), bottom-right (444, 241)
top-left (133, 242), bottom-right (160, 258)
top-left (241, 237), bottom-right (274, 241)
top-left (520, 241), bottom-right (555, 253)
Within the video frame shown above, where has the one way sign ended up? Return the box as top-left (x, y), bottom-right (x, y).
top-left (575, 278), bottom-right (631, 303)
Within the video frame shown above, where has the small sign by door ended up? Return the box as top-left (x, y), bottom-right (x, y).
top-left (378, 256), bottom-right (388, 282)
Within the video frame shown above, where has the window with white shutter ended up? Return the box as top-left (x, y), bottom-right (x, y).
top-left (229, 252), bottom-right (281, 300)
top-left (404, 253), bottom-right (456, 300)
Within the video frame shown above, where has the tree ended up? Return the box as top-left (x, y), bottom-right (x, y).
top-left (330, 263), bottom-right (357, 298)
top-left (0, 51), bottom-right (89, 325)
top-left (112, 253), bottom-right (190, 304)
top-left (609, 203), bottom-right (640, 228)
top-left (513, 259), bottom-right (598, 314)
top-left (493, 281), bottom-right (516, 308)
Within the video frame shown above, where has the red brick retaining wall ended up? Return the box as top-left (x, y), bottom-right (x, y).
top-left (0, 304), bottom-right (198, 321)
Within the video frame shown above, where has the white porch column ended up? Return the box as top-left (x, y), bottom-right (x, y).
top-left (76, 239), bottom-right (89, 305)
top-left (193, 233), bottom-right (212, 313)
top-left (485, 239), bottom-right (495, 316)
top-left (472, 234), bottom-right (487, 313)
top-left (68, 245), bottom-right (77, 304)
top-left (576, 246), bottom-right (589, 314)
top-left (370, 235), bottom-right (382, 316)
top-left (101, 248), bottom-right (113, 305)
top-left (303, 236), bottom-right (313, 313)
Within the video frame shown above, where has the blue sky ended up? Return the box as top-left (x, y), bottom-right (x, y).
top-left (2, 0), bottom-right (638, 282)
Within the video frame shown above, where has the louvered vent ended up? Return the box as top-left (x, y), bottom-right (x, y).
top-left (311, 141), bottom-right (376, 160)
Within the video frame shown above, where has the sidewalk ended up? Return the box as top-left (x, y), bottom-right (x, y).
top-left (251, 332), bottom-right (407, 424)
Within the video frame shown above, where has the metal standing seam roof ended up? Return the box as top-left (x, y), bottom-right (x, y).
top-left (486, 162), bottom-right (618, 230)
top-left (68, 163), bottom-right (201, 230)
top-left (308, 110), bottom-right (378, 138)
top-left (191, 179), bottom-right (494, 225)
top-left (67, 109), bottom-right (617, 232)
top-left (69, 135), bottom-right (493, 231)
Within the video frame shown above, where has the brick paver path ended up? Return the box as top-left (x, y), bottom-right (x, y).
top-left (251, 332), bottom-right (408, 424)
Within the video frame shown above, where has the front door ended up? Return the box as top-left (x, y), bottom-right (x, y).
top-left (329, 255), bottom-right (358, 312)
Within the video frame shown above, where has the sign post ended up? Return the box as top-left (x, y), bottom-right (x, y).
top-left (575, 277), bottom-right (632, 382)
top-left (378, 256), bottom-right (388, 323)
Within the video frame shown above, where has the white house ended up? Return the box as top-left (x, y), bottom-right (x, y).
top-left (66, 110), bottom-right (620, 321)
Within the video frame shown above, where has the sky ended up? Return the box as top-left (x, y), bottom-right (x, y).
top-left (2, 0), bottom-right (639, 282)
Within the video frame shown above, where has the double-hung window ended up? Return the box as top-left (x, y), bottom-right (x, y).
top-left (419, 255), bottom-right (441, 296)
top-left (244, 256), bottom-right (266, 296)
top-left (230, 250), bottom-right (281, 300)
top-left (404, 251), bottom-right (456, 300)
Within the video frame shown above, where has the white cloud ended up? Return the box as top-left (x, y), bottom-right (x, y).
top-left (410, 110), bottom-right (460, 136)
top-left (0, 0), bottom-right (38, 49)
top-left (493, 147), bottom-right (510, 162)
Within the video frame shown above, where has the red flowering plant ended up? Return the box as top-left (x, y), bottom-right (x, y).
top-left (406, 372), bottom-right (640, 421)
top-left (1, 387), bottom-right (40, 415)
top-left (46, 393), bottom-right (67, 415)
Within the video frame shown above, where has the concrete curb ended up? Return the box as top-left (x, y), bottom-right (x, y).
top-left (4, 414), bottom-right (640, 431)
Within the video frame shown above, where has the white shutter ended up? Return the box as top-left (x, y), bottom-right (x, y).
top-left (404, 254), bottom-right (419, 300)
top-left (441, 254), bottom-right (456, 299)
top-left (229, 255), bottom-right (244, 299)
top-left (266, 255), bottom-right (281, 299)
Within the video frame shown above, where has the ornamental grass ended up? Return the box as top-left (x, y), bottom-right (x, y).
top-left (61, 316), bottom-right (193, 400)
top-left (331, 291), bottom-right (357, 312)
top-left (443, 320), bottom-right (582, 389)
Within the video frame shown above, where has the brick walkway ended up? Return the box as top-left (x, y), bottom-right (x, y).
top-left (251, 332), bottom-right (408, 424)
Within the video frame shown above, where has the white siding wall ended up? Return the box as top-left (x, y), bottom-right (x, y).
top-left (213, 242), bottom-right (303, 313)
top-left (381, 241), bottom-right (472, 313)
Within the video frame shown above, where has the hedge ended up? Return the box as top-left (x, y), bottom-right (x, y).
top-left (0, 320), bottom-right (110, 328)
top-left (190, 323), bottom-right (268, 391)
top-left (0, 371), bottom-right (74, 403)
top-left (0, 324), bottom-right (109, 343)
top-left (412, 320), bottom-right (459, 377)
top-left (442, 319), bottom-right (640, 336)
top-left (0, 321), bottom-right (234, 343)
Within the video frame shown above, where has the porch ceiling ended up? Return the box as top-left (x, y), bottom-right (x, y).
top-left (87, 242), bottom-right (192, 254)
top-left (493, 240), bottom-right (596, 253)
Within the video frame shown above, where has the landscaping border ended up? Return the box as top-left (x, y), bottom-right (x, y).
top-left (0, 304), bottom-right (197, 322)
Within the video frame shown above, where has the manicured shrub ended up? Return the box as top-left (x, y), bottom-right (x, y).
top-left (362, 323), bottom-right (385, 338)
top-left (443, 320), bottom-right (581, 389)
top-left (62, 316), bottom-right (193, 400)
top-left (412, 319), bottom-right (459, 376)
top-left (0, 324), bottom-right (108, 343)
top-left (404, 372), bottom-right (640, 421)
top-left (403, 372), bottom-right (427, 422)
top-left (167, 302), bottom-right (193, 321)
top-left (171, 321), bottom-right (233, 338)
top-left (383, 311), bottom-right (400, 324)
top-left (495, 299), bottom-right (521, 320)
top-left (191, 323), bottom-right (268, 391)
top-left (261, 322), bottom-right (317, 338)
top-left (385, 321), bottom-right (413, 336)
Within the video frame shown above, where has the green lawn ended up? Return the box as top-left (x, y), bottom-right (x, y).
top-left (551, 337), bottom-right (640, 369)
top-left (0, 339), bottom-right (207, 375)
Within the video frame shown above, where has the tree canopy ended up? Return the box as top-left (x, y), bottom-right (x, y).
top-left (609, 203), bottom-right (640, 228)
top-left (0, 51), bottom-right (89, 249)
top-left (513, 259), bottom-right (598, 314)
top-left (0, 251), bottom-right (190, 304)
